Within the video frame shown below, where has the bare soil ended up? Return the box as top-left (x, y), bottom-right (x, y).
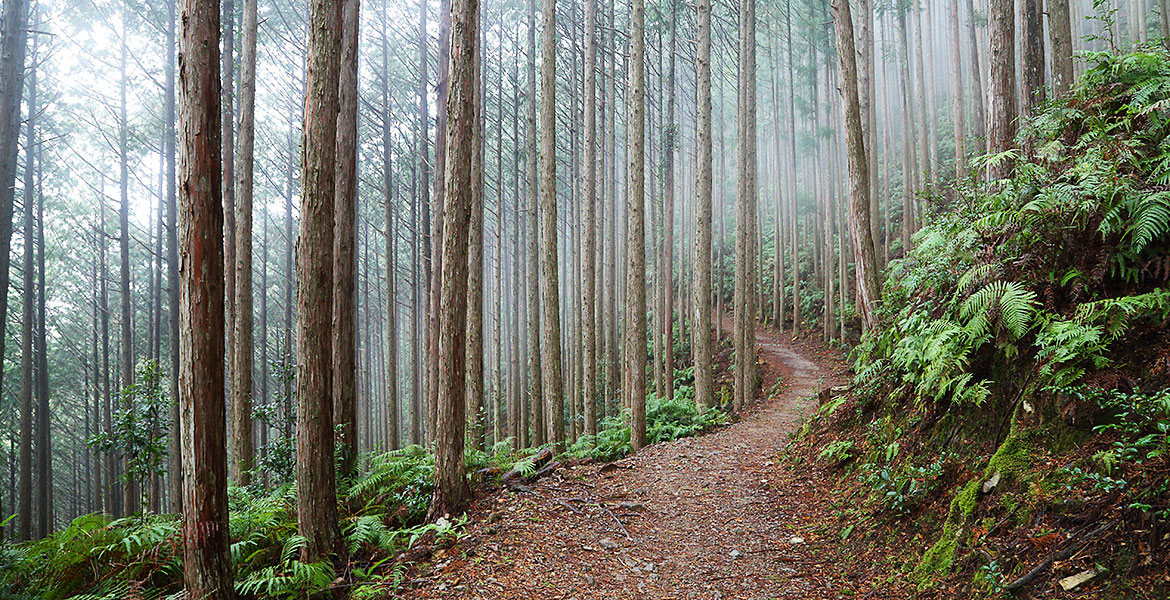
top-left (402, 325), bottom-right (869, 599)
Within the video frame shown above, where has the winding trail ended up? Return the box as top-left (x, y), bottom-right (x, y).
top-left (411, 326), bottom-right (848, 599)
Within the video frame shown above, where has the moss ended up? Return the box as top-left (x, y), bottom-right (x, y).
top-left (912, 478), bottom-right (981, 586)
top-left (986, 428), bottom-right (1040, 481)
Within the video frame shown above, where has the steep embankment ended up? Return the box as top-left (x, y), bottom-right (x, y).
top-left (786, 49), bottom-right (1170, 599)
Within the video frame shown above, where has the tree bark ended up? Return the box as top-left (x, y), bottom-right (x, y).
top-left (0, 5), bottom-right (31, 526)
top-left (333, 0), bottom-right (360, 478)
top-left (662, 3), bottom-right (676, 405)
top-left (581, 0), bottom-right (599, 438)
top-left (381, 5), bottom-right (400, 451)
top-left (231, 0), bottom-right (257, 486)
top-left (165, 0), bottom-right (182, 515)
top-left (734, 0), bottom-right (757, 412)
top-left (430, 0), bottom-right (478, 518)
top-left (222, 0), bottom-right (236, 442)
top-left (176, 0), bottom-right (234, 593)
top-left (526, 0), bottom-right (544, 448)
top-left (119, 13), bottom-right (137, 515)
top-left (415, 0), bottom-right (430, 446)
top-left (692, 0), bottom-right (714, 412)
top-left (539, 0), bottom-right (564, 449)
top-left (964, 0), bottom-right (986, 141)
top-left (1020, 0), bottom-right (1045, 153)
top-left (465, 21), bottom-right (486, 451)
top-left (987, 0), bottom-right (1017, 180)
top-left (296, 0), bottom-right (344, 562)
top-left (1049, 0), bottom-right (1074, 96)
top-left (625, 0), bottom-right (648, 450)
top-left (17, 40), bottom-right (33, 538)
top-left (832, 0), bottom-right (880, 330)
top-left (951, 0), bottom-right (967, 177)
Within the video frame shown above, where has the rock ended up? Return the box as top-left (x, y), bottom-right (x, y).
top-left (619, 501), bottom-right (645, 511)
top-left (599, 538), bottom-right (620, 550)
top-left (584, 575), bottom-right (595, 585)
top-left (789, 536), bottom-right (805, 545)
top-left (982, 471), bottom-right (1002, 494)
top-left (729, 549), bottom-right (742, 559)
top-left (1059, 568), bottom-right (1101, 591)
top-left (644, 562), bottom-right (657, 572)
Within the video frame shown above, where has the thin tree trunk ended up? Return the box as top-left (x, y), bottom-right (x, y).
top-left (176, 0), bottom-right (234, 593)
top-left (625, 0), bottom-right (648, 450)
top-left (734, 0), bottom-right (758, 412)
top-left (165, 0), bottom-right (181, 514)
top-left (17, 46), bottom-right (34, 539)
top-left (832, 0), bottom-right (880, 330)
top-left (539, 0), bottom-right (564, 449)
top-left (526, 0), bottom-right (544, 448)
top-left (0, 6), bottom-right (31, 523)
top-left (662, 3), bottom-right (676, 405)
top-left (381, 6), bottom-right (399, 450)
top-left (119, 14), bottom-right (138, 515)
top-left (951, 0), bottom-right (967, 177)
top-left (580, 0), bottom-right (599, 438)
top-left (465, 21), bottom-right (486, 451)
top-left (333, 0), bottom-right (360, 478)
top-left (222, 0), bottom-right (236, 441)
top-left (964, 0), bottom-right (986, 142)
top-left (231, 0), bottom-right (257, 486)
top-left (692, 0), bottom-right (714, 412)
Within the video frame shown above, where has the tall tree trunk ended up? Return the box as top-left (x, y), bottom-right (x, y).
top-left (986, 0), bottom-right (1017, 180)
top-left (625, 0), bottom-right (648, 450)
top-left (119, 15), bottom-right (138, 516)
top-left (964, 0), bottom-right (986, 141)
top-left (662, 3), bottom-right (676, 405)
top-left (430, 0), bottom-right (478, 517)
top-left (582, 0), bottom-right (599, 437)
top-left (526, 0), bottom-right (544, 448)
top-left (296, 0), bottom-right (344, 562)
top-left (734, 0), bottom-right (757, 412)
top-left (34, 124), bottom-right (49, 533)
top-left (786, 0), bottom-right (800, 338)
top-left (415, 0), bottom-right (430, 446)
top-left (1049, 0), bottom-right (1074, 96)
top-left (832, 0), bottom-right (880, 330)
top-left (231, 0), bottom-right (257, 486)
top-left (176, 0), bottom-right (234, 593)
top-left (333, 0), bottom-right (360, 478)
top-left (539, 0), bottom-right (564, 449)
top-left (1020, 0), bottom-right (1045, 155)
top-left (0, 8), bottom-right (31, 516)
top-left (427, 0), bottom-right (453, 443)
top-left (17, 43), bottom-right (34, 539)
top-left (465, 21), bottom-right (486, 451)
top-left (165, 0), bottom-right (181, 514)
top-left (222, 0), bottom-right (236, 440)
top-left (692, 0), bottom-right (714, 412)
top-left (951, 0), bottom-right (967, 177)
top-left (382, 6), bottom-right (399, 450)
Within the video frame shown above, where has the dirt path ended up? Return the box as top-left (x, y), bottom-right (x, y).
top-left (410, 326), bottom-right (849, 599)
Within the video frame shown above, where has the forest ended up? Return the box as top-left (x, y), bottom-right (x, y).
top-left (0, 0), bottom-right (1168, 596)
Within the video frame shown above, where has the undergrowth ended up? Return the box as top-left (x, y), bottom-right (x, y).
top-left (794, 48), bottom-right (1170, 598)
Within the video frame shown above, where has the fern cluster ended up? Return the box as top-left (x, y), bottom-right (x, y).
top-left (857, 49), bottom-right (1170, 413)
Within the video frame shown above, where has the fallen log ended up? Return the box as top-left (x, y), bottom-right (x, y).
top-left (500, 448), bottom-right (554, 483)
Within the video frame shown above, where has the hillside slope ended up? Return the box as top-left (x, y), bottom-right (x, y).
top-left (789, 49), bottom-right (1170, 598)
